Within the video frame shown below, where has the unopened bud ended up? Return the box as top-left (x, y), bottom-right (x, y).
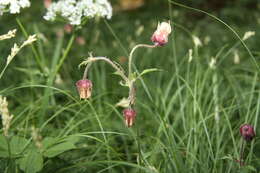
top-left (123, 108), bottom-right (136, 127)
top-left (240, 124), bottom-right (255, 142)
top-left (76, 79), bottom-right (92, 99)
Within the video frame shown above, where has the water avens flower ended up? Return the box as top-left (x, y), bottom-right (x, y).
top-left (240, 124), bottom-right (255, 142)
top-left (123, 108), bottom-right (136, 127)
top-left (151, 21), bottom-right (172, 46)
top-left (76, 79), bottom-right (92, 99)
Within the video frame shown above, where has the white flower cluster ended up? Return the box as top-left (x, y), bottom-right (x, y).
top-left (44, 0), bottom-right (112, 25)
top-left (0, 0), bottom-right (30, 15)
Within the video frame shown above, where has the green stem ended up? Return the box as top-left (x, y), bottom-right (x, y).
top-left (83, 62), bottom-right (92, 79)
top-left (128, 44), bottom-right (157, 77)
top-left (0, 63), bottom-right (9, 80)
top-left (15, 18), bottom-right (45, 72)
top-left (54, 33), bottom-right (75, 76)
top-left (84, 57), bottom-right (128, 83)
top-left (239, 140), bottom-right (245, 167)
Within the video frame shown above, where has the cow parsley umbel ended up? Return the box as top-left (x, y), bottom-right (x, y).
top-left (0, 0), bottom-right (30, 15)
top-left (44, 0), bottom-right (112, 25)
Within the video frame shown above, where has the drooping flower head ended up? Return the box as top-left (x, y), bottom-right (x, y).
top-left (123, 108), bottom-right (136, 127)
top-left (151, 21), bottom-right (172, 46)
top-left (240, 124), bottom-right (256, 142)
top-left (76, 79), bottom-right (92, 99)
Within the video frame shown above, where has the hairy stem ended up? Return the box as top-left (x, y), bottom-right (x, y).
top-left (128, 44), bottom-right (157, 77)
top-left (83, 57), bottom-right (128, 83)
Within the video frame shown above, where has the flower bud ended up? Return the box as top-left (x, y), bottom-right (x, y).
top-left (240, 124), bottom-right (255, 142)
top-left (123, 108), bottom-right (136, 127)
top-left (76, 79), bottom-right (92, 99)
top-left (151, 21), bottom-right (172, 46)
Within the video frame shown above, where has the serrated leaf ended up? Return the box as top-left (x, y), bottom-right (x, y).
top-left (17, 149), bottom-right (43, 173)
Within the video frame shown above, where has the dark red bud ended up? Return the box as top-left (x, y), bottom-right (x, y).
top-left (76, 79), bottom-right (92, 99)
top-left (123, 108), bottom-right (136, 127)
top-left (240, 124), bottom-right (255, 142)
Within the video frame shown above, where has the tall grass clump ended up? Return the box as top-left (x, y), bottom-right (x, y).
top-left (0, 0), bottom-right (259, 172)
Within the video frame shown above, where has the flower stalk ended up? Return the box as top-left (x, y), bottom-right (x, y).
top-left (77, 21), bottom-right (172, 127)
top-left (128, 44), bottom-right (157, 77)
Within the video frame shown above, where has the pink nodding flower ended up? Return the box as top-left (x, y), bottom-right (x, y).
top-left (76, 79), bottom-right (93, 99)
top-left (151, 21), bottom-right (172, 46)
top-left (240, 124), bottom-right (256, 142)
top-left (123, 108), bottom-right (136, 127)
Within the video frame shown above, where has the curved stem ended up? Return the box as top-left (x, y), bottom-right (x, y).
top-left (83, 57), bottom-right (128, 83)
top-left (128, 44), bottom-right (157, 77)
top-left (83, 62), bottom-right (92, 79)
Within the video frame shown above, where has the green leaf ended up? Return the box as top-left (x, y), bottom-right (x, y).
top-left (42, 136), bottom-right (79, 158)
top-left (43, 141), bottom-right (76, 158)
top-left (17, 149), bottom-right (43, 173)
top-left (42, 137), bottom-right (57, 150)
top-left (138, 68), bottom-right (162, 78)
top-left (0, 135), bottom-right (8, 157)
top-left (10, 136), bottom-right (28, 156)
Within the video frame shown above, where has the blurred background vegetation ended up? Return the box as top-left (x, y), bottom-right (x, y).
top-left (0, 0), bottom-right (259, 172)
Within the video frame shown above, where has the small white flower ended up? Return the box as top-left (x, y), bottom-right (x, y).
top-left (209, 57), bottom-right (216, 69)
top-left (0, 29), bottom-right (17, 41)
top-left (188, 49), bottom-right (193, 63)
top-left (0, 0), bottom-right (30, 15)
top-left (44, 0), bottom-right (113, 25)
top-left (192, 35), bottom-right (202, 47)
top-left (233, 50), bottom-right (240, 64)
top-left (242, 31), bottom-right (255, 41)
top-left (19, 0), bottom-right (30, 8)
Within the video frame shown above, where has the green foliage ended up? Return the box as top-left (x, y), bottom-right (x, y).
top-left (0, 0), bottom-right (259, 172)
top-left (42, 136), bottom-right (79, 158)
top-left (17, 149), bottom-right (43, 173)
